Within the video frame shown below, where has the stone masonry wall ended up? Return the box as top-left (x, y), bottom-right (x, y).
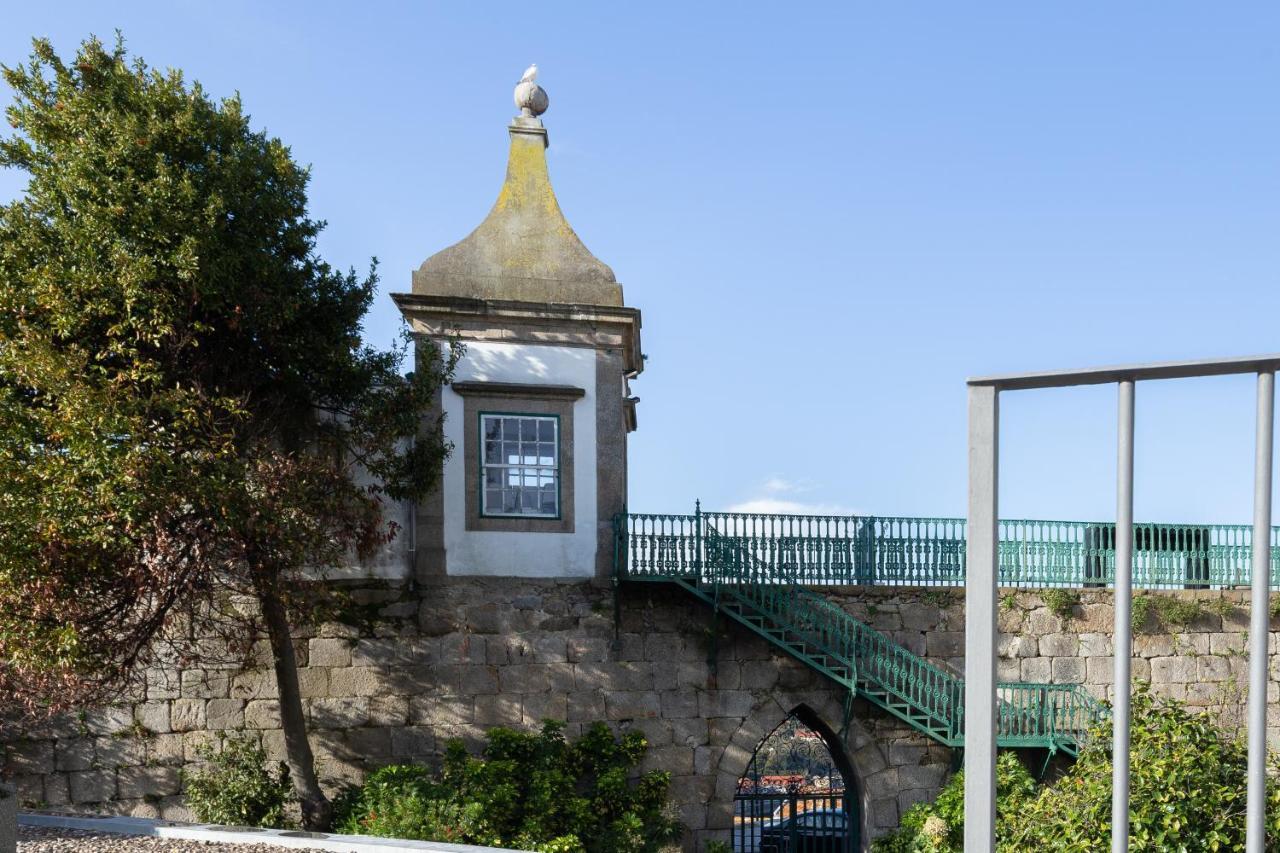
top-left (3, 582), bottom-right (1276, 850)
top-left (830, 586), bottom-right (1269, 738)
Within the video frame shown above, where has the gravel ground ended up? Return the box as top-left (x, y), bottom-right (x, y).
top-left (19, 825), bottom-right (327, 852)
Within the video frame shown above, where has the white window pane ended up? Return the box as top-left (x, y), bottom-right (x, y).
top-left (478, 414), bottom-right (560, 516)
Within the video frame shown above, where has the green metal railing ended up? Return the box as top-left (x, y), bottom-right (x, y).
top-left (833, 590), bottom-right (962, 741)
top-left (621, 508), bottom-right (1280, 589)
top-left (618, 508), bottom-right (1107, 754)
top-left (995, 683), bottom-right (1104, 749)
top-left (707, 528), bottom-right (863, 689)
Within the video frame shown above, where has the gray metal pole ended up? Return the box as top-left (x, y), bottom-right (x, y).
top-left (965, 384), bottom-right (998, 853)
top-left (1246, 370), bottom-right (1274, 852)
top-left (1111, 380), bottom-right (1135, 853)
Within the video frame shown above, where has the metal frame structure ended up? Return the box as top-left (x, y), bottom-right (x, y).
top-left (964, 354), bottom-right (1280, 853)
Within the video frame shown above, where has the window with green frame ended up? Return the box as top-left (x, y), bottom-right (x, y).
top-left (480, 413), bottom-right (560, 518)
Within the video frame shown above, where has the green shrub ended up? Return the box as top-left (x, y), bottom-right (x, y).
top-left (1040, 589), bottom-right (1080, 620)
top-left (334, 721), bottom-right (682, 853)
top-left (1132, 593), bottom-right (1205, 632)
top-left (1131, 594), bottom-right (1155, 631)
top-left (329, 764), bottom-right (481, 842)
top-left (182, 733), bottom-right (293, 828)
top-left (1001, 686), bottom-right (1280, 850)
top-left (704, 841), bottom-right (732, 853)
top-left (874, 685), bottom-right (1280, 851)
top-left (873, 752), bottom-right (1034, 852)
top-left (1206, 597), bottom-right (1236, 619)
top-left (921, 589), bottom-right (955, 608)
top-left (1151, 595), bottom-right (1203, 628)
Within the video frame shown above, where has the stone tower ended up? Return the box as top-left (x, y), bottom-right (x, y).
top-left (394, 68), bottom-right (643, 580)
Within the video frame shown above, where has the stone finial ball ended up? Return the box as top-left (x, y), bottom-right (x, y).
top-left (514, 80), bottom-right (549, 117)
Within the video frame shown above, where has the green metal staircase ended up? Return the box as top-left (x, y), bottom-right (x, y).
top-left (614, 512), bottom-right (1107, 757)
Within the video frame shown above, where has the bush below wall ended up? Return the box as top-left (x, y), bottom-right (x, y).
top-left (333, 721), bottom-right (682, 853)
top-left (875, 686), bottom-right (1280, 851)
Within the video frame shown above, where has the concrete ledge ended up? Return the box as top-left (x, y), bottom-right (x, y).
top-left (19, 813), bottom-right (535, 853)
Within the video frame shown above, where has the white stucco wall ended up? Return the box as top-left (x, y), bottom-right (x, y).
top-left (322, 456), bottom-right (415, 581)
top-left (441, 341), bottom-right (598, 577)
top-left (300, 426), bottom-right (414, 581)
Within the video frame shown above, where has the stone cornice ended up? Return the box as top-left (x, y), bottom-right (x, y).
top-left (451, 381), bottom-right (586, 400)
top-left (392, 293), bottom-right (643, 376)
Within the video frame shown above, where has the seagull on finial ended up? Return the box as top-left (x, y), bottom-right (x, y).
top-left (514, 64), bottom-right (548, 117)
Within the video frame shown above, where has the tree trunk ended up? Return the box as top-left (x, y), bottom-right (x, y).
top-left (256, 577), bottom-right (332, 830)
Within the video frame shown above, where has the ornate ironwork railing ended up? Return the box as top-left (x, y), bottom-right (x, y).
top-left (994, 683), bottom-right (1104, 747)
top-left (619, 507), bottom-right (1280, 589)
top-left (631, 512), bottom-right (1107, 752)
top-left (706, 528), bottom-right (861, 685)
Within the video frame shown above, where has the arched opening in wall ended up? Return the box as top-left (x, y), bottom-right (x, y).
top-left (732, 706), bottom-right (859, 853)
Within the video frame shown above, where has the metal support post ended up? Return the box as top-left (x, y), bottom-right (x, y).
top-left (965, 384), bottom-right (998, 852)
top-left (1111, 380), bottom-right (1135, 853)
top-left (1246, 371), bottom-right (1274, 853)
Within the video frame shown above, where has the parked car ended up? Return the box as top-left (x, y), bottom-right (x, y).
top-left (758, 807), bottom-right (850, 853)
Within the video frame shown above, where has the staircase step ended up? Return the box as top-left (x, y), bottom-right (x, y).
top-left (673, 573), bottom-right (1099, 755)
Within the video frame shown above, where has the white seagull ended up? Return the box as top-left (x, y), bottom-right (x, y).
top-left (520, 64), bottom-right (538, 84)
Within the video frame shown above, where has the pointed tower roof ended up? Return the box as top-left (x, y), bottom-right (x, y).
top-left (412, 69), bottom-right (623, 306)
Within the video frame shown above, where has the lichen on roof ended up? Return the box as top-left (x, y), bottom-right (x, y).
top-left (412, 78), bottom-right (622, 307)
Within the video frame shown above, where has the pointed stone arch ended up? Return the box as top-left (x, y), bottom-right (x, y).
top-left (703, 689), bottom-right (897, 852)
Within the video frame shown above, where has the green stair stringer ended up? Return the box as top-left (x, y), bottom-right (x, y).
top-left (616, 519), bottom-right (1106, 758)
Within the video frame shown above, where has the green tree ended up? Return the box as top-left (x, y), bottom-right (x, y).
top-left (1000, 686), bottom-right (1280, 851)
top-left (874, 686), bottom-right (1280, 852)
top-left (0, 35), bottom-right (452, 827)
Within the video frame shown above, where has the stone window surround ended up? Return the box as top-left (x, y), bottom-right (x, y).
top-left (454, 381), bottom-right (584, 534)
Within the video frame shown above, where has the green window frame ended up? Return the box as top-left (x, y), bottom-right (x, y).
top-left (478, 411), bottom-right (561, 519)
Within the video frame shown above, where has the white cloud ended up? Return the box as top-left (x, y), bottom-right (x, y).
top-left (724, 477), bottom-right (861, 516)
top-left (761, 476), bottom-right (809, 494)
top-left (724, 497), bottom-right (861, 516)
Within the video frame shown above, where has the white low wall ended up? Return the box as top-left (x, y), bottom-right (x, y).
top-left (19, 813), bottom-right (534, 853)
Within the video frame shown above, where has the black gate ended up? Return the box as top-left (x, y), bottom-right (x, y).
top-left (733, 786), bottom-right (854, 853)
top-left (731, 712), bottom-right (857, 852)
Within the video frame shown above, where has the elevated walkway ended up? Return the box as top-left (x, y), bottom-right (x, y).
top-left (609, 507), bottom-right (1275, 756)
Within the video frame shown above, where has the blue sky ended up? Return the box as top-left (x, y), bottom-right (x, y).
top-left (3, 3), bottom-right (1279, 524)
